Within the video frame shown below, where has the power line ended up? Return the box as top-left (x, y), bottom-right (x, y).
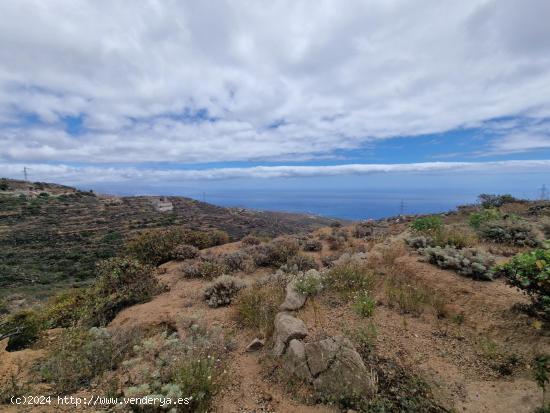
top-left (399, 199), bottom-right (405, 215)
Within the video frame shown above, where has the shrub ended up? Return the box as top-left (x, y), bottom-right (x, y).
top-left (241, 235), bottom-right (261, 246)
top-left (294, 270), bottom-right (325, 297)
top-left (422, 246), bottom-right (495, 280)
top-left (434, 227), bottom-right (478, 249)
top-left (406, 235), bottom-right (435, 249)
top-left (183, 259), bottom-right (226, 279)
top-left (127, 227), bottom-right (188, 265)
top-left (0, 310), bottom-right (43, 351)
top-left (0, 180), bottom-right (8, 190)
top-left (478, 193), bottom-right (519, 209)
top-left (203, 275), bottom-right (247, 308)
top-left (249, 237), bottom-right (299, 267)
top-left (410, 216), bottom-right (443, 235)
top-left (325, 261), bottom-right (375, 296)
top-left (222, 251), bottom-right (255, 273)
top-left (83, 257), bottom-right (160, 326)
top-left (469, 208), bottom-right (501, 229)
top-left (496, 249), bottom-right (550, 317)
top-left (327, 234), bottom-right (346, 251)
top-left (173, 244), bottom-right (200, 261)
top-left (283, 253), bottom-right (319, 272)
top-left (43, 289), bottom-right (87, 328)
top-left (353, 222), bottom-right (375, 238)
top-left (207, 229), bottom-right (230, 246)
top-left (352, 290), bottom-right (376, 317)
top-left (234, 282), bottom-right (285, 338)
top-left (127, 228), bottom-right (229, 266)
top-left (121, 328), bottom-right (226, 413)
top-left (303, 239), bottom-right (322, 252)
top-left (479, 220), bottom-right (541, 247)
top-left (40, 327), bottom-right (138, 394)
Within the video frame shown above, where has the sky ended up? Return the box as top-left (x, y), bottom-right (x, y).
top-left (0, 0), bottom-right (549, 217)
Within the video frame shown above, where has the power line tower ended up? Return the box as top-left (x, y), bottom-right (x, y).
top-left (399, 199), bottom-right (405, 216)
top-left (540, 184), bottom-right (548, 200)
top-left (23, 166), bottom-right (30, 181)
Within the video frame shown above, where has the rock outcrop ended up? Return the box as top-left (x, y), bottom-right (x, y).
top-left (279, 279), bottom-right (307, 311)
top-left (272, 312), bottom-right (308, 356)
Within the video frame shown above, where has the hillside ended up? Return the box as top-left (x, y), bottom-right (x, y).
top-left (0, 178), bottom-right (337, 290)
top-left (1, 196), bottom-right (549, 412)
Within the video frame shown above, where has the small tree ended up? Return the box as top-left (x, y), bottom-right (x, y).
top-left (497, 249), bottom-right (550, 317)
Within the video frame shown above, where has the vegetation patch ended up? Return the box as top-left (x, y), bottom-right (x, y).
top-left (204, 275), bottom-right (247, 308)
top-left (422, 246), bottom-right (496, 280)
top-left (234, 281), bottom-right (285, 338)
top-left (497, 249), bottom-right (550, 318)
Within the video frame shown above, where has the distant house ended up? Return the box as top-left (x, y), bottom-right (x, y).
top-left (150, 197), bottom-right (173, 212)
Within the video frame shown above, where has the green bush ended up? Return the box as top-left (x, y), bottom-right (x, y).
top-left (469, 208), bottom-right (501, 229)
top-left (0, 310), bottom-right (43, 351)
top-left (127, 228), bottom-right (230, 266)
top-left (121, 328), bottom-right (226, 413)
top-left (497, 249), bottom-right (550, 317)
top-left (294, 271), bottom-right (324, 297)
top-left (352, 290), bottom-right (376, 317)
top-left (44, 290), bottom-right (87, 328)
top-left (82, 257), bottom-right (160, 326)
top-left (325, 261), bottom-right (375, 296)
top-left (478, 193), bottom-right (519, 209)
top-left (422, 246), bottom-right (495, 280)
top-left (127, 227), bottom-right (188, 266)
top-left (410, 216), bottom-right (443, 235)
top-left (478, 220), bottom-right (541, 247)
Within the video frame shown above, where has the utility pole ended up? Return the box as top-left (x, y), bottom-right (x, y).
top-left (23, 166), bottom-right (29, 181)
top-left (540, 184), bottom-right (548, 201)
top-left (202, 192), bottom-right (206, 202)
top-left (399, 199), bottom-right (405, 216)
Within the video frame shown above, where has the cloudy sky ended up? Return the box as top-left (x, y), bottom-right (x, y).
top-left (0, 0), bottom-right (549, 210)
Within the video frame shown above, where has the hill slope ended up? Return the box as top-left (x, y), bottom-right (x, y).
top-left (0, 178), bottom-right (336, 288)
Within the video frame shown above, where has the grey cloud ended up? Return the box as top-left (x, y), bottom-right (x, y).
top-left (0, 1), bottom-right (549, 163)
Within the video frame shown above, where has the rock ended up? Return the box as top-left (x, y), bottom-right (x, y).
top-left (245, 338), bottom-right (265, 352)
top-left (304, 336), bottom-right (340, 376)
top-left (279, 280), bottom-right (307, 311)
top-left (309, 336), bottom-right (377, 399)
top-left (282, 339), bottom-right (312, 382)
top-left (272, 312), bottom-right (308, 356)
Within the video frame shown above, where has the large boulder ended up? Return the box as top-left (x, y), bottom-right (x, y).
top-left (282, 339), bottom-right (312, 382)
top-left (272, 312), bottom-right (308, 356)
top-left (305, 336), bottom-right (377, 399)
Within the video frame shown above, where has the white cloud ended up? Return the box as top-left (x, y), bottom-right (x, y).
top-left (0, 0), bottom-right (549, 164)
top-left (1, 160), bottom-right (549, 186)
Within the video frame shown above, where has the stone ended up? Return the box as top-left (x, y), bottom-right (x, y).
top-left (279, 279), bottom-right (307, 311)
top-left (272, 312), bottom-right (308, 356)
top-left (245, 338), bottom-right (265, 352)
top-left (310, 336), bottom-right (377, 399)
top-left (282, 339), bottom-right (312, 382)
top-left (304, 336), bottom-right (340, 376)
